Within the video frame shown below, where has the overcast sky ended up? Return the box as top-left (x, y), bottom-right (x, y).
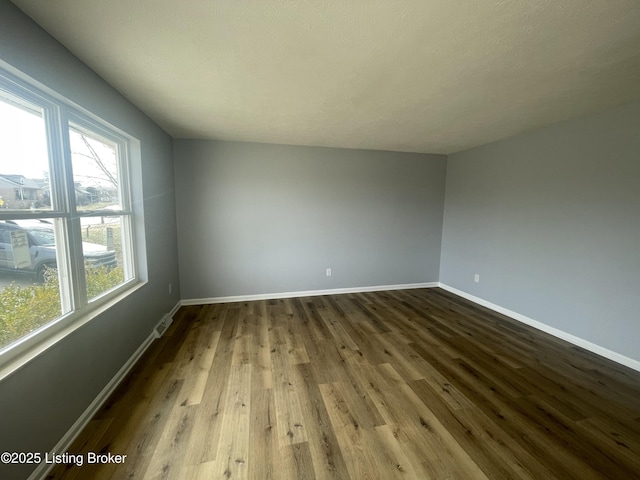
top-left (0, 97), bottom-right (117, 188)
top-left (0, 97), bottom-right (48, 178)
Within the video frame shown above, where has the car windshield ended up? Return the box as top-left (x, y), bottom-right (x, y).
top-left (29, 228), bottom-right (55, 245)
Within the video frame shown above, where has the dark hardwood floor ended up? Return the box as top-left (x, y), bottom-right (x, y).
top-left (46, 288), bottom-right (640, 479)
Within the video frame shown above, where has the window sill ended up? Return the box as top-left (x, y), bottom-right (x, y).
top-left (0, 279), bottom-right (147, 383)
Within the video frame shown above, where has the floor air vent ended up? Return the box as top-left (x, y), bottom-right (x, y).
top-left (154, 315), bottom-right (173, 338)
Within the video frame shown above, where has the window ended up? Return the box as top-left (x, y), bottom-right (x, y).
top-left (0, 66), bottom-right (140, 357)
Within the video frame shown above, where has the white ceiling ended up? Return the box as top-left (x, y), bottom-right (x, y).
top-left (11, 0), bottom-right (640, 154)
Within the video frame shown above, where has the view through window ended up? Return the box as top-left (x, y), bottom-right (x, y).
top-left (0, 71), bottom-right (137, 352)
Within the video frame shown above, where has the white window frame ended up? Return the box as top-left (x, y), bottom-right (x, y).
top-left (0, 63), bottom-right (144, 379)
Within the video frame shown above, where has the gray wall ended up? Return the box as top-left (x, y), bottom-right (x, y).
top-left (2, 3), bottom-right (637, 478)
top-left (0, 2), bottom-right (181, 479)
top-left (174, 140), bottom-right (446, 299)
top-left (440, 100), bottom-right (640, 362)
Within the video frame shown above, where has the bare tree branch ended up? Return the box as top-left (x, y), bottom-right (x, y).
top-left (79, 134), bottom-right (118, 188)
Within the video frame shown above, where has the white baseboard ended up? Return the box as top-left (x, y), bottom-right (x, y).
top-left (180, 282), bottom-right (439, 306)
top-left (30, 300), bottom-right (181, 480)
top-left (168, 300), bottom-right (181, 319)
top-left (438, 283), bottom-right (640, 373)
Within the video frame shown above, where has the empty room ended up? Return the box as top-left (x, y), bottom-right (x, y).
top-left (1, 1), bottom-right (639, 479)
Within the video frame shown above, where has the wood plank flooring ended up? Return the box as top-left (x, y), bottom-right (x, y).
top-left (46, 288), bottom-right (640, 479)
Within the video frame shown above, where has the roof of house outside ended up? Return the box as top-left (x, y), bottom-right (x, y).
top-left (0, 174), bottom-right (44, 190)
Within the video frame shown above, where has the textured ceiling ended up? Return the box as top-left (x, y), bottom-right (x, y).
top-left (11, 0), bottom-right (640, 154)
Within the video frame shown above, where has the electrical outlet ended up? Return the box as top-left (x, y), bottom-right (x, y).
top-left (168, 282), bottom-right (172, 294)
top-left (326, 268), bottom-right (332, 277)
top-left (474, 274), bottom-right (480, 283)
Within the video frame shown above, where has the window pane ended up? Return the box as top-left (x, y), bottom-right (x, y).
top-left (0, 218), bottom-right (63, 350)
top-left (80, 215), bottom-right (130, 301)
top-left (0, 93), bottom-right (51, 211)
top-left (69, 125), bottom-right (121, 212)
